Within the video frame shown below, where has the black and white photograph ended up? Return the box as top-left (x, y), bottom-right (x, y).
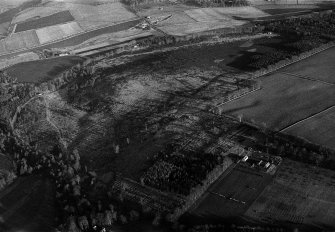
top-left (0, 0), bottom-right (335, 231)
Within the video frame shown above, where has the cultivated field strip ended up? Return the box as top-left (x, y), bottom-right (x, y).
top-left (36, 21), bottom-right (83, 44)
top-left (15, 10), bottom-right (75, 33)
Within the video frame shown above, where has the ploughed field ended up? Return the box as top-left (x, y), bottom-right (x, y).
top-left (220, 46), bottom-right (335, 151)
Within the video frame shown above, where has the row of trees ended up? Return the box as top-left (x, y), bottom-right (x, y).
top-left (264, 11), bottom-right (335, 38)
top-left (248, 11), bottom-right (335, 69)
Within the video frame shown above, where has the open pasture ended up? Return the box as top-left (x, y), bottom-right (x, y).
top-left (70, 3), bottom-right (138, 30)
top-left (6, 55), bottom-right (84, 83)
top-left (36, 21), bottom-right (83, 44)
top-left (185, 164), bottom-right (272, 224)
top-left (245, 159), bottom-right (335, 230)
top-left (279, 46), bottom-right (335, 84)
top-left (184, 7), bottom-right (269, 22)
top-left (15, 10), bottom-right (75, 33)
top-left (220, 72), bottom-right (335, 131)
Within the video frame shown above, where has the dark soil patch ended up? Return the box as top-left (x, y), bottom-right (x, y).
top-left (15, 10), bottom-right (75, 33)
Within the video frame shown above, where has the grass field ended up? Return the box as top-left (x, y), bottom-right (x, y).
top-left (15, 10), bottom-right (75, 33)
top-left (220, 72), bottom-right (335, 131)
top-left (283, 106), bottom-right (335, 151)
top-left (36, 21), bottom-right (83, 44)
top-left (279, 46), bottom-right (335, 84)
top-left (159, 21), bottom-right (245, 36)
top-left (6, 55), bottom-right (85, 83)
top-left (184, 164), bottom-right (272, 224)
top-left (245, 159), bottom-right (335, 230)
top-left (70, 3), bottom-right (138, 30)
top-left (4, 30), bottom-right (40, 52)
top-left (185, 7), bottom-right (269, 22)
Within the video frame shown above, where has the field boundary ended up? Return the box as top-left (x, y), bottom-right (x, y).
top-left (280, 105), bottom-right (335, 132)
top-left (216, 86), bottom-right (261, 107)
top-left (277, 71), bottom-right (335, 85)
